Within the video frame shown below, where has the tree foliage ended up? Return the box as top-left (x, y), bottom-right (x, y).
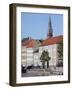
top-left (40, 50), bottom-right (51, 68)
top-left (57, 40), bottom-right (63, 60)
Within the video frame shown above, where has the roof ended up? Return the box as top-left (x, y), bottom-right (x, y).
top-left (22, 35), bottom-right (63, 48)
top-left (41, 35), bottom-right (63, 46)
top-left (22, 37), bottom-right (30, 42)
top-left (22, 39), bottom-right (38, 48)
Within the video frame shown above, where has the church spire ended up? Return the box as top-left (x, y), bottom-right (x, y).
top-left (47, 16), bottom-right (53, 38)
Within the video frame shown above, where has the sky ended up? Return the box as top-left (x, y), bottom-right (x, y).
top-left (21, 12), bottom-right (63, 40)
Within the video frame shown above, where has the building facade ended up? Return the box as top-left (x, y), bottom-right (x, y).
top-left (21, 39), bottom-right (42, 66)
top-left (39, 36), bottom-right (63, 66)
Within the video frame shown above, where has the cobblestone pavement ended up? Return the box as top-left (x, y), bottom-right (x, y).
top-left (22, 67), bottom-right (63, 77)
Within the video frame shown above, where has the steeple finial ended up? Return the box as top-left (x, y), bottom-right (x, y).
top-left (47, 16), bottom-right (53, 38)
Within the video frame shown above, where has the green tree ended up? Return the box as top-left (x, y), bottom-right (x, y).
top-left (40, 50), bottom-right (51, 68)
top-left (57, 40), bottom-right (63, 60)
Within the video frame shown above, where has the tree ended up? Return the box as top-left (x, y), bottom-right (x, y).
top-left (40, 50), bottom-right (51, 68)
top-left (57, 40), bottom-right (63, 60)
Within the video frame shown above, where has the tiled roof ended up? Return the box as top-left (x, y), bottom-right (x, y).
top-left (22, 35), bottom-right (63, 48)
top-left (41, 35), bottom-right (63, 46)
top-left (22, 39), bottom-right (37, 48)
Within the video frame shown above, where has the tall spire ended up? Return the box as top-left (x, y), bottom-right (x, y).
top-left (47, 16), bottom-right (53, 38)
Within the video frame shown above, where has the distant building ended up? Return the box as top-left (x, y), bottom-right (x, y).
top-left (39, 36), bottom-right (63, 66)
top-left (21, 17), bottom-right (63, 67)
top-left (21, 38), bottom-right (42, 66)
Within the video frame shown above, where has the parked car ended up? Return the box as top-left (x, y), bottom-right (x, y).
top-left (21, 65), bottom-right (27, 73)
top-left (56, 60), bottom-right (63, 67)
top-left (27, 64), bottom-right (34, 70)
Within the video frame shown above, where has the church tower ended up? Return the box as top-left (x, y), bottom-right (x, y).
top-left (47, 16), bottom-right (53, 38)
